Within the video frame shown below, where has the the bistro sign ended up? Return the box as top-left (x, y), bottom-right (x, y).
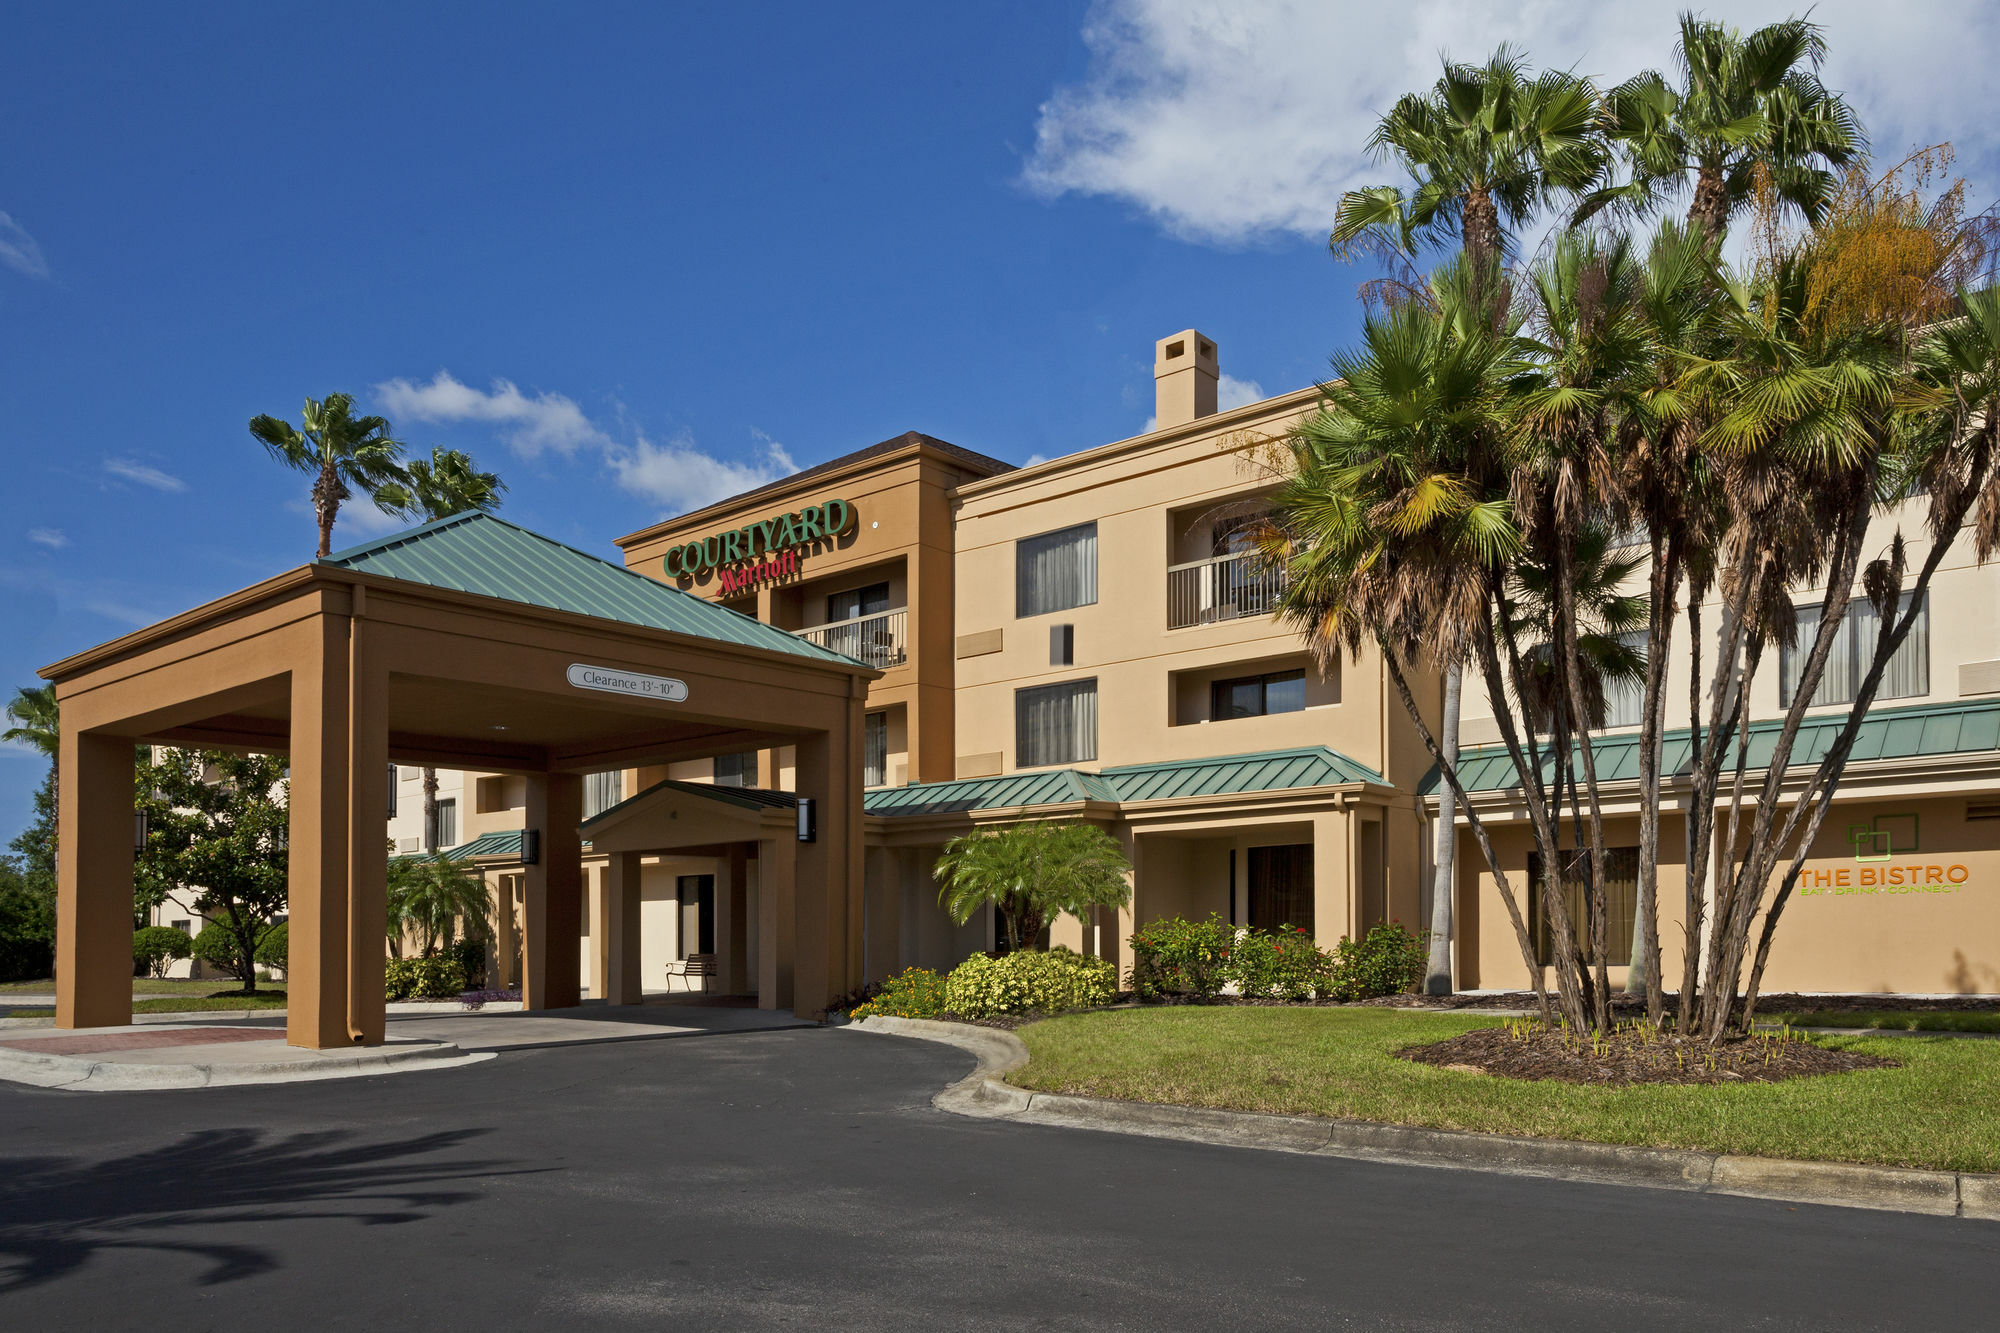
top-left (566, 664), bottom-right (688, 702)
top-left (664, 498), bottom-right (857, 596)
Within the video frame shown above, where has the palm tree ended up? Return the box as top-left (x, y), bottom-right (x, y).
top-left (378, 446), bottom-right (508, 848)
top-left (1333, 45), bottom-right (1603, 281)
top-left (1331, 47), bottom-right (1599, 993)
top-left (249, 393), bottom-right (408, 558)
top-left (1579, 12), bottom-right (1864, 241)
top-left (3, 684), bottom-right (57, 760)
top-left (934, 821), bottom-right (1131, 954)
top-left (387, 853), bottom-right (492, 957)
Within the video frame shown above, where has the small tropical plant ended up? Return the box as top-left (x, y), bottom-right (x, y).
top-left (934, 820), bottom-right (1131, 953)
top-left (942, 947), bottom-right (1116, 1019)
top-left (848, 966), bottom-right (949, 1021)
top-left (387, 853), bottom-right (492, 958)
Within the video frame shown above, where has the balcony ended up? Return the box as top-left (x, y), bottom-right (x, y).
top-left (793, 607), bottom-right (908, 669)
top-left (1167, 550), bottom-right (1288, 630)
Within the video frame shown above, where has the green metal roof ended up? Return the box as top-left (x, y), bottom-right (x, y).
top-left (318, 511), bottom-right (860, 666)
top-left (580, 776), bottom-right (798, 829)
top-left (865, 746), bottom-right (1384, 818)
top-left (1426, 698), bottom-right (2000, 795)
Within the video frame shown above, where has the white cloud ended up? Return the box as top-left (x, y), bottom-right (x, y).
top-left (84, 599), bottom-right (165, 628)
top-left (0, 210), bottom-right (49, 279)
top-left (1218, 372), bottom-right (1264, 410)
top-left (26, 528), bottom-right (67, 549)
top-left (375, 371), bottom-right (607, 458)
top-left (103, 458), bottom-right (188, 493)
top-left (1025, 0), bottom-right (2000, 246)
top-left (606, 431), bottom-right (798, 514)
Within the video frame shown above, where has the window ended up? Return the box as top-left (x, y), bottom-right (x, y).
top-left (1211, 668), bottom-right (1306, 721)
top-left (1016, 679), bottom-right (1097, 767)
top-left (584, 771), bottom-right (624, 819)
top-left (1016, 522), bottom-right (1097, 617)
top-left (1248, 844), bottom-right (1313, 935)
top-left (170, 919), bottom-right (191, 936)
top-left (827, 581), bottom-right (891, 623)
top-left (1780, 593), bottom-right (1929, 707)
top-left (429, 798), bottom-right (457, 851)
top-left (864, 713), bottom-right (888, 788)
top-left (1599, 630), bottom-right (1647, 730)
top-left (714, 751), bottom-right (756, 788)
top-left (676, 874), bottom-right (715, 958)
top-left (1528, 847), bottom-right (1638, 967)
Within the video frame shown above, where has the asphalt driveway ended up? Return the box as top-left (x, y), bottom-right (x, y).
top-left (0, 1019), bottom-right (1992, 1330)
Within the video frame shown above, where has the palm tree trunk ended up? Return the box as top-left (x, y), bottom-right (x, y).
top-left (423, 766), bottom-right (440, 851)
top-left (1688, 165), bottom-right (1730, 242)
top-left (1424, 664), bottom-right (1462, 995)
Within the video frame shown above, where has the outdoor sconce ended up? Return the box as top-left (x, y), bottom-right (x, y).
top-left (796, 797), bottom-right (816, 843)
top-left (521, 829), bottom-right (541, 866)
top-left (133, 809), bottom-right (148, 859)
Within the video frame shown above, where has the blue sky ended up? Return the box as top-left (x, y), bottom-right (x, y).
top-left (3, 0), bottom-right (1994, 843)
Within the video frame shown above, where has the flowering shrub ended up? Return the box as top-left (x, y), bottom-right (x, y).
top-left (943, 947), bottom-right (1117, 1018)
top-left (1228, 924), bottom-right (1333, 1001)
top-left (849, 967), bottom-right (949, 1020)
top-left (385, 955), bottom-right (468, 1001)
top-left (1127, 914), bottom-right (1236, 1000)
top-left (1326, 921), bottom-right (1428, 1000)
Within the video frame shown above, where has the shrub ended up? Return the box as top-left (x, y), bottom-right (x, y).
top-left (191, 921), bottom-right (256, 979)
top-left (944, 946), bottom-right (1117, 1019)
top-left (1326, 921), bottom-right (1428, 1001)
top-left (1228, 924), bottom-right (1333, 1001)
top-left (849, 967), bottom-right (949, 1020)
top-left (0, 886), bottom-right (54, 984)
top-left (446, 936), bottom-right (487, 989)
top-left (133, 925), bottom-right (194, 979)
top-left (1127, 914), bottom-right (1236, 1001)
top-left (384, 955), bottom-right (468, 1001)
top-left (254, 922), bottom-right (288, 971)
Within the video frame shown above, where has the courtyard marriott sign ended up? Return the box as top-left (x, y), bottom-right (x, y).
top-left (664, 498), bottom-right (857, 595)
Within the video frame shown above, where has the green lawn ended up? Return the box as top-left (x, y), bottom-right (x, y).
top-left (2, 993), bottom-right (288, 1018)
top-left (1011, 1007), bottom-right (2000, 1173)
top-left (0, 978), bottom-right (276, 996)
top-left (1768, 1009), bottom-right (2000, 1034)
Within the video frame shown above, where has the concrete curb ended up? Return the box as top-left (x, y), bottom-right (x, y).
top-left (0, 1039), bottom-right (495, 1092)
top-left (849, 1016), bottom-right (1999, 1222)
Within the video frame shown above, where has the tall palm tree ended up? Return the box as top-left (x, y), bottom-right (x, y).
top-left (1334, 46), bottom-right (1604, 279)
top-left (5, 684), bottom-right (60, 869)
top-left (378, 447), bottom-right (507, 849)
top-left (3, 684), bottom-right (58, 760)
top-left (1579, 12), bottom-right (1864, 241)
top-left (1331, 48), bottom-right (1600, 993)
top-left (249, 393), bottom-right (408, 558)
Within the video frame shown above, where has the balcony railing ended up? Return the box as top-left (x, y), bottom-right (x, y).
top-left (794, 607), bottom-right (908, 669)
top-left (1167, 550), bottom-right (1288, 630)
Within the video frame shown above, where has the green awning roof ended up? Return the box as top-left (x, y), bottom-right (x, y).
top-left (865, 746), bottom-right (1384, 819)
top-left (318, 511), bottom-right (860, 666)
top-left (1425, 698), bottom-right (2000, 795)
top-left (580, 776), bottom-right (798, 829)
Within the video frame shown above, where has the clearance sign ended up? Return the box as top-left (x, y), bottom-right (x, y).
top-left (664, 499), bottom-right (856, 596)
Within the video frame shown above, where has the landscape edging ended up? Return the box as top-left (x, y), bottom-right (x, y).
top-left (850, 1015), bottom-right (1997, 1221)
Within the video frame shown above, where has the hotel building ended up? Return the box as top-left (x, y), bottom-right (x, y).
top-left (384, 328), bottom-right (2000, 1003)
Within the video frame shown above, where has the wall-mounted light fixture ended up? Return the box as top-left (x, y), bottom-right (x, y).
top-left (521, 829), bottom-right (541, 865)
top-left (133, 809), bottom-right (148, 859)
top-left (796, 798), bottom-right (816, 843)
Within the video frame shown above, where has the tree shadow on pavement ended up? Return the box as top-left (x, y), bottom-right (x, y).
top-left (0, 1126), bottom-right (536, 1292)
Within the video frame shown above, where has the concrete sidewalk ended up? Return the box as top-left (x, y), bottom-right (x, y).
top-left (0, 996), bottom-right (812, 1091)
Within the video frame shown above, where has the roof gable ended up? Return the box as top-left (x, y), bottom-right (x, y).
top-left (318, 512), bottom-right (859, 666)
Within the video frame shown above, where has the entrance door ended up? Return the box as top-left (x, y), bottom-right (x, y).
top-left (1248, 845), bottom-right (1313, 936)
top-left (677, 874), bottom-right (716, 957)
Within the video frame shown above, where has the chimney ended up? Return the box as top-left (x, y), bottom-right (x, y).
top-left (1153, 329), bottom-right (1219, 430)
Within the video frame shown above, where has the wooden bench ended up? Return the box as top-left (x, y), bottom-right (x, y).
top-left (665, 953), bottom-right (717, 992)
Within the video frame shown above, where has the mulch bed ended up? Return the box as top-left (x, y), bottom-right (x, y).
top-left (1398, 1024), bottom-right (1899, 1086)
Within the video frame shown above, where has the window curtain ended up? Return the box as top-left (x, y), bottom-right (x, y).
top-left (583, 770), bottom-right (624, 819)
top-left (1248, 844), bottom-right (1314, 935)
top-left (1016, 523), bottom-right (1098, 617)
top-left (1529, 847), bottom-right (1638, 966)
top-left (1782, 593), bottom-right (1927, 706)
top-left (1016, 679), bottom-right (1097, 767)
top-left (1600, 630), bottom-right (1647, 729)
top-left (864, 713), bottom-right (888, 788)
